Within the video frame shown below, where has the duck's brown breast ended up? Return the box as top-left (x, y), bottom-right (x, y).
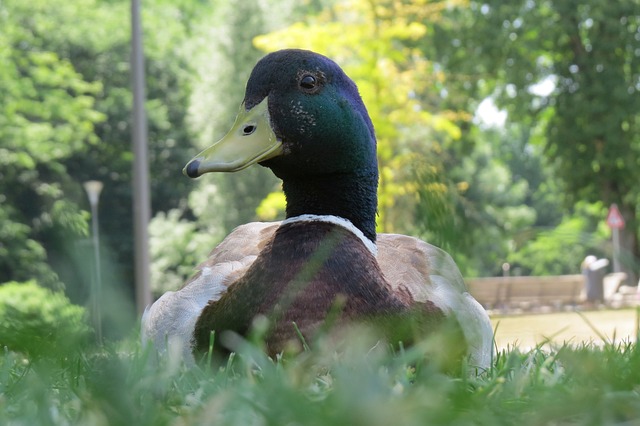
top-left (193, 221), bottom-right (440, 356)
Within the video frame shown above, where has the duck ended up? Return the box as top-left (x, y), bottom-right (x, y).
top-left (141, 49), bottom-right (493, 369)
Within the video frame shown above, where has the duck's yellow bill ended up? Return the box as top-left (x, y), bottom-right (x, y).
top-left (183, 98), bottom-right (282, 177)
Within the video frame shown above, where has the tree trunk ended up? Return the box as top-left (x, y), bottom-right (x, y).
top-left (617, 202), bottom-right (638, 286)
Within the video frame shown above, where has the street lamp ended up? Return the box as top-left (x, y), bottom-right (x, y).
top-left (83, 180), bottom-right (104, 344)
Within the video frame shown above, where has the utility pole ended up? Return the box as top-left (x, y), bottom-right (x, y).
top-left (131, 0), bottom-right (152, 314)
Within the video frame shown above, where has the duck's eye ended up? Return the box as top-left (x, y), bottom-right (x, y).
top-left (300, 75), bottom-right (317, 90)
top-left (243, 124), bottom-right (256, 135)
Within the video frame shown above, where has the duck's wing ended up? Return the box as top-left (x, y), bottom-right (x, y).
top-left (376, 233), bottom-right (493, 370)
top-left (141, 221), bottom-right (280, 363)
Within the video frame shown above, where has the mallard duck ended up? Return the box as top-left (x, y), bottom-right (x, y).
top-left (142, 49), bottom-right (492, 368)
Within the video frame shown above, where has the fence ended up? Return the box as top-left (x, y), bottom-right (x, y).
top-left (466, 273), bottom-right (631, 312)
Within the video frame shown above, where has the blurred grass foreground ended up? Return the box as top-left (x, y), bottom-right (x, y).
top-left (2, 307), bottom-right (640, 424)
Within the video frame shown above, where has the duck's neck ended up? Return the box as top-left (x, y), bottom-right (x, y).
top-left (282, 172), bottom-right (378, 242)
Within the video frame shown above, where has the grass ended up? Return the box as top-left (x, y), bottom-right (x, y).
top-left (2, 311), bottom-right (640, 425)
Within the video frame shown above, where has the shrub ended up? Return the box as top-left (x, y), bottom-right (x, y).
top-left (0, 281), bottom-right (93, 358)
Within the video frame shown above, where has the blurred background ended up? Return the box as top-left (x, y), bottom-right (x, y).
top-left (1, 0), bottom-right (638, 338)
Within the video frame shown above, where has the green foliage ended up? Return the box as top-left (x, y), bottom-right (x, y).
top-left (56, 0), bottom-right (200, 295)
top-left (0, 0), bottom-right (104, 288)
top-left (256, 191), bottom-right (287, 221)
top-left (433, 126), bottom-right (539, 276)
top-left (1, 0), bottom-right (204, 298)
top-left (0, 281), bottom-right (92, 358)
top-left (149, 210), bottom-right (221, 295)
top-left (509, 202), bottom-right (610, 276)
top-left (435, 0), bottom-right (640, 278)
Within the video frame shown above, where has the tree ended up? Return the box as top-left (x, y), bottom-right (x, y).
top-left (0, 2), bottom-right (103, 288)
top-left (2, 0), bottom-right (206, 300)
top-left (435, 0), bottom-right (640, 281)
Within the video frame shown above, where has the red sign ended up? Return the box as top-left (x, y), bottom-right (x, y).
top-left (606, 204), bottom-right (625, 229)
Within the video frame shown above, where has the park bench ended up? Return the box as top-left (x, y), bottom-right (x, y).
top-left (467, 274), bottom-right (583, 312)
top-left (467, 273), bottom-right (633, 312)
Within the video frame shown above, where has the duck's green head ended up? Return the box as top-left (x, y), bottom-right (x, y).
top-left (184, 49), bottom-right (378, 182)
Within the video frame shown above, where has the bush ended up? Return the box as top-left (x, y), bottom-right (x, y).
top-left (0, 281), bottom-right (93, 358)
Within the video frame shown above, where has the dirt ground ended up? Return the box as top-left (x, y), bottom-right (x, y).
top-left (491, 308), bottom-right (639, 350)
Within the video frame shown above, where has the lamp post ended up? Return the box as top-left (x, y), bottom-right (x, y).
top-left (83, 180), bottom-right (104, 344)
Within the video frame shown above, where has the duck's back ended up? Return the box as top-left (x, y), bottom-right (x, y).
top-left (376, 234), bottom-right (493, 368)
